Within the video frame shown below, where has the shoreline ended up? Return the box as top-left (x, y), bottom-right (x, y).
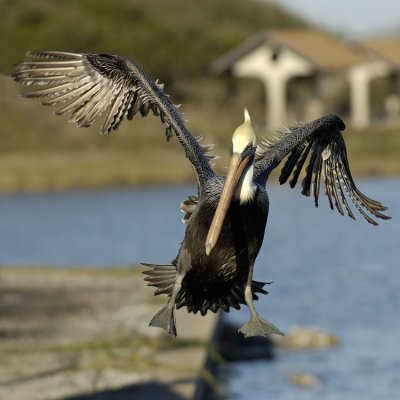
top-left (0, 265), bottom-right (351, 399)
top-left (0, 163), bottom-right (397, 196)
top-left (0, 266), bottom-right (221, 400)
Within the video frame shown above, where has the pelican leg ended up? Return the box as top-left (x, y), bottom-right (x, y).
top-left (239, 264), bottom-right (284, 338)
top-left (149, 274), bottom-right (183, 337)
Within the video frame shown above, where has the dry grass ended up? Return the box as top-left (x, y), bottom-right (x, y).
top-left (0, 150), bottom-right (195, 193)
top-left (1, 74), bottom-right (399, 193)
top-left (0, 127), bottom-right (397, 193)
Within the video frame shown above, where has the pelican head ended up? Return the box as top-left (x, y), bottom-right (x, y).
top-left (232, 108), bottom-right (257, 154)
top-left (205, 108), bottom-right (257, 256)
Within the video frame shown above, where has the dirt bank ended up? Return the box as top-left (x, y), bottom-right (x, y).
top-left (0, 267), bottom-right (219, 400)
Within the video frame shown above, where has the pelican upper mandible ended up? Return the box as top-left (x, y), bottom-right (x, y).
top-left (205, 108), bottom-right (257, 256)
top-left (12, 51), bottom-right (390, 338)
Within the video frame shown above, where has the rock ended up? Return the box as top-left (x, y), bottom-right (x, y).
top-left (272, 326), bottom-right (340, 350)
top-left (288, 373), bottom-right (322, 387)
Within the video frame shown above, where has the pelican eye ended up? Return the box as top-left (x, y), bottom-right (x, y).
top-left (243, 144), bottom-right (255, 157)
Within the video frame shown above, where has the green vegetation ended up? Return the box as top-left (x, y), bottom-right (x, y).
top-left (46, 332), bottom-right (203, 373)
top-left (343, 125), bottom-right (400, 176)
top-left (0, 0), bottom-right (398, 192)
top-left (0, 0), bottom-right (306, 77)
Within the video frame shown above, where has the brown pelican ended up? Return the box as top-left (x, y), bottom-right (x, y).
top-left (13, 51), bottom-right (390, 338)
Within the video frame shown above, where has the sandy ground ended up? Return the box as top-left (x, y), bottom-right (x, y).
top-left (0, 267), bottom-right (219, 400)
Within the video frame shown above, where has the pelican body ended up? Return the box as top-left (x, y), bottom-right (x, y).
top-left (12, 51), bottom-right (390, 337)
top-left (149, 174), bottom-right (272, 336)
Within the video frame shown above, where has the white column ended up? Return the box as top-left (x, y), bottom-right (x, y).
top-left (348, 61), bottom-right (389, 128)
top-left (349, 71), bottom-right (370, 128)
top-left (264, 74), bottom-right (287, 131)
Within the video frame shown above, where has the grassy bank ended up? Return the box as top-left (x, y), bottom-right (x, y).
top-left (1, 73), bottom-right (399, 193)
top-left (1, 128), bottom-right (398, 194)
top-left (0, 122), bottom-right (398, 193)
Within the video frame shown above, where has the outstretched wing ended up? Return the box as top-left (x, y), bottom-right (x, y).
top-left (254, 114), bottom-right (390, 225)
top-left (12, 51), bottom-right (215, 187)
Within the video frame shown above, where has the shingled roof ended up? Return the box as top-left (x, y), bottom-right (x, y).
top-left (357, 38), bottom-right (400, 69)
top-left (210, 29), bottom-right (369, 75)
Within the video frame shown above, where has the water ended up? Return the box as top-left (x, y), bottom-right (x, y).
top-left (220, 179), bottom-right (400, 400)
top-left (0, 179), bottom-right (399, 398)
top-left (0, 185), bottom-right (189, 266)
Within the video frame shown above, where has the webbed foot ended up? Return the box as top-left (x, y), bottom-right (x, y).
top-left (238, 313), bottom-right (284, 338)
top-left (149, 305), bottom-right (177, 337)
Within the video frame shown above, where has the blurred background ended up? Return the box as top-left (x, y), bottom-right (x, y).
top-left (0, 0), bottom-right (399, 399)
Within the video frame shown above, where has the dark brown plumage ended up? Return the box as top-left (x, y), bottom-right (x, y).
top-left (12, 51), bottom-right (390, 338)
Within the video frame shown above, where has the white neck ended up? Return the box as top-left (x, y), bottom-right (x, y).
top-left (235, 164), bottom-right (256, 204)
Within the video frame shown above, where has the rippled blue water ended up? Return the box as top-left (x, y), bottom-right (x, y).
top-left (0, 185), bottom-right (189, 266)
top-left (221, 179), bottom-right (400, 400)
top-left (0, 179), bottom-right (398, 398)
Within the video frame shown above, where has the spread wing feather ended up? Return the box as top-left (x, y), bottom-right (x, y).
top-left (255, 114), bottom-right (390, 225)
top-left (13, 50), bottom-right (215, 187)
